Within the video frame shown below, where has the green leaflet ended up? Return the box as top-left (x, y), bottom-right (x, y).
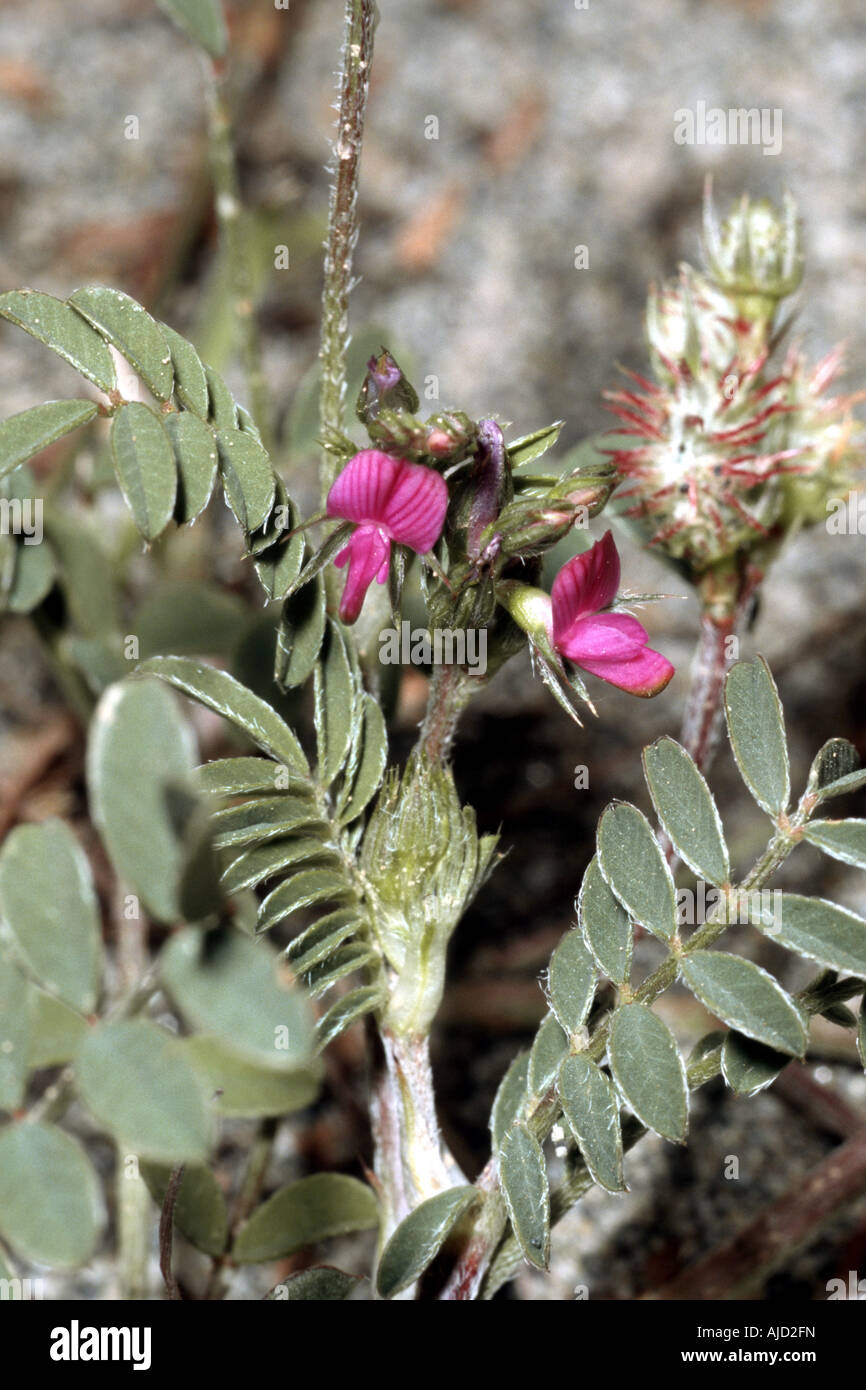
top-left (165, 411), bottom-right (218, 524)
top-left (110, 403), bottom-right (177, 541)
top-left (275, 574), bottom-right (327, 690)
top-left (257, 868), bottom-right (357, 933)
top-left (183, 1034), bottom-right (320, 1118)
top-left (0, 400), bottom-right (97, 481)
top-left (265, 1269), bottom-right (361, 1301)
top-left (803, 820), bottom-right (866, 870)
top-left (597, 802), bottom-right (677, 943)
top-left (721, 1031), bottom-right (789, 1096)
top-left (608, 1003), bottom-right (688, 1143)
top-left (643, 736), bottom-right (729, 886)
top-left (232, 1174), bottom-right (378, 1263)
top-left (76, 1020), bottom-right (212, 1163)
top-left (547, 930), bottom-right (596, 1036)
top-left (681, 951), bottom-right (807, 1057)
top-left (499, 1123), bottom-right (550, 1270)
top-left (578, 854), bottom-right (632, 985)
top-left (216, 428), bottom-right (276, 534)
top-left (0, 289), bottom-right (116, 392)
top-left (315, 620), bottom-right (355, 785)
top-left (139, 1162), bottom-right (228, 1258)
top-left (221, 837), bottom-right (339, 896)
top-left (506, 420), bottom-right (564, 468)
top-left (753, 893), bottom-right (866, 976)
top-left (528, 1012), bottom-right (568, 1096)
top-left (490, 1050), bottom-right (530, 1150)
top-left (286, 908), bottom-right (365, 976)
top-left (0, 819), bottom-right (103, 1013)
top-left (211, 795), bottom-right (325, 850)
top-left (0, 953), bottom-right (31, 1109)
top-left (337, 695), bottom-right (388, 824)
top-left (160, 322), bottom-right (210, 418)
top-left (0, 1124), bottom-right (103, 1269)
top-left (558, 1053), bottom-right (625, 1193)
top-left (69, 286), bottom-right (174, 399)
top-left (315, 985), bottom-right (384, 1052)
top-left (377, 1188), bottom-right (478, 1298)
top-left (724, 658), bottom-right (790, 818)
top-left (136, 656), bottom-right (308, 773)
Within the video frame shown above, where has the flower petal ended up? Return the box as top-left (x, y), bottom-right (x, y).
top-left (327, 450), bottom-right (448, 554)
top-left (575, 646), bottom-right (675, 698)
top-left (334, 524), bottom-right (391, 624)
top-left (551, 531), bottom-right (621, 647)
top-left (556, 612), bottom-right (648, 664)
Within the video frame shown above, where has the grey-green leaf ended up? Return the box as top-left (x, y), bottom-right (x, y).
top-left (165, 411), bottom-right (218, 524)
top-left (548, 930), bottom-right (596, 1036)
top-left (0, 400), bottom-right (98, 481)
top-left (160, 323), bottom-right (210, 417)
top-left (0, 818), bottom-right (102, 1012)
top-left (111, 402), bottom-right (177, 541)
top-left (721, 1031), bottom-right (789, 1096)
top-left (643, 736), bottom-right (729, 885)
top-left (266, 1268), bottom-right (361, 1301)
top-left (754, 893), bottom-right (866, 976)
top-left (597, 802), bottom-right (677, 943)
top-left (136, 655), bottom-right (308, 773)
top-left (69, 286), bottom-right (174, 400)
top-left (609, 1003), bottom-right (688, 1142)
top-left (222, 837), bottom-right (338, 896)
top-left (315, 620), bottom-right (355, 785)
top-left (315, 985), bottom-right (383, 1052)
top-left (338, 695), bottom-right (388, 824)
top-left (499, 1123), bottom-right (550, 1270)
top-left (528, 1012), bottom-right (567, 1096)
top-left (2, 536), bottom-right (56, 613)
top-left (0, 953), bottom-right (30, 1109)
top-left (490, 1049), bottom-right (530, 1149)
top-left (86, 677), bottom-right (198, 923)
top-left (804, 820), bottom-right (866, 870)
top-left (27, 987), bottom-right (88, 1069)
top-left (140, 1161), bottom-right (228, 1257)
top-left (232, 1174), bottom-right (378, 1263)
top-left (578, 854), bottom-right (632, 985)
top-left (286, 908), bottom-right (363, 975)
top-left (183, 1034), bottom-right (320, 1118)
top-left (558, 1053), bottom-right (625, 1193)
top-left (681, 950), bottom-right (807, 1057)
top-left (0, 1123), bottom-right (103, 1267)
top-left (275, 575), bottom-right (327, 689)
top-left (76, 1020), bottom-right (211, 1162)
top-left (160, 926), bottom-right (314, 1071)
top-left (216, 428), bottom-right (275, 533)
top-left (506, 420), bottom-right (564, 468)
top-left (155, 0), bottom-right (227, 57)
top-left (377, 1187), bottom-right (478, 1298)
top-left (724, 657), bottom-right (789, 817)
top-left (0, 289), bottom-right (116, 392)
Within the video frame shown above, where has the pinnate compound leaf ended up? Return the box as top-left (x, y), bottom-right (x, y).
top-left (136, 656), bottom-right (308, 773)
top-left (681, 950), bottom-right (807, 1056)
top-left (69, 286), bottom-right (174, 400)
top-left (609, 1003), bottom-right (687, 1142)
top-left (558, 1053), bottom-right (625, 1193)
top-left (578, 854), bottom-right (632, 985)
top-left (0, 289), bottom-right (116, 392)
top-left (0, 818), bottom-right (102, 1012)
top-left (377, 1188), bottom-right (478, 1298)
top-left (643, 736), bottom-right (729, 885)
top-left (0, 401), bottom-right (97, 481)
top-left (724, 657), bottom-right (789, 817)
top-left (499, 1123), bottom-right (550, 1270)
top-left (597, 802), bottom-right (677, 942)
top-left (0, 1123), bottom-right (103, 1268)
top-left (803, 820), bottom-right (866, 870)
top-left (76, 1020), bottom-right (211, 1162)
top-left (232, 1174), bottom-right (378, 1263)
top-left (110, 402), bottom-right (177, 541)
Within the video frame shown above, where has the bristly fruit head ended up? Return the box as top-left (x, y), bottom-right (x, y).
top-left (605, 191), bottom-right (863, 580)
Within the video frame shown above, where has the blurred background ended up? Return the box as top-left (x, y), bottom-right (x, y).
top-left (2, 0), bottom-right (866, 1298)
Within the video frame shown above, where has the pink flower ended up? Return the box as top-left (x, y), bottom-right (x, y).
top-left (326, 450), bottom-right (449, 623)
top-left (549, 531), bottom-right (674, 697)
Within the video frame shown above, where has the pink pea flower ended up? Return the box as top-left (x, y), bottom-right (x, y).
top-left (326, 450), bottom-right (449, 623)
top-left (549, 530), bottom-right (674, 697)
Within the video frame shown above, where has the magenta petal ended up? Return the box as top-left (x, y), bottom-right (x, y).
top-left (335, 525), bottom-right (391, 624)
top-left (557, 612), bottom-right (648, 664)
top-left (551, 531), bottom-right (621, 648)
top-left (380, 463), bottom-right (449, 552)
top-left (326, 450), bottom-right (448, 555)
top-left (576, 646), bottom-right (676, 698)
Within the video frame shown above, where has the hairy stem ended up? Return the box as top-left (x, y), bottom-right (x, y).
top-left (417, 663), bottom-right (477, 763)
top-left (319, 0), bottom-right (377, 504)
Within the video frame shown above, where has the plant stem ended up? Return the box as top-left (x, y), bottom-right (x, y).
top-left (681, 561), bottom-right (762, 776)
top-left (417, 664), bottom-right (477, 763)
top-left (318, 0), bottom-right (377, 505)
top-left (205, 59), bottom-right (274, 451)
